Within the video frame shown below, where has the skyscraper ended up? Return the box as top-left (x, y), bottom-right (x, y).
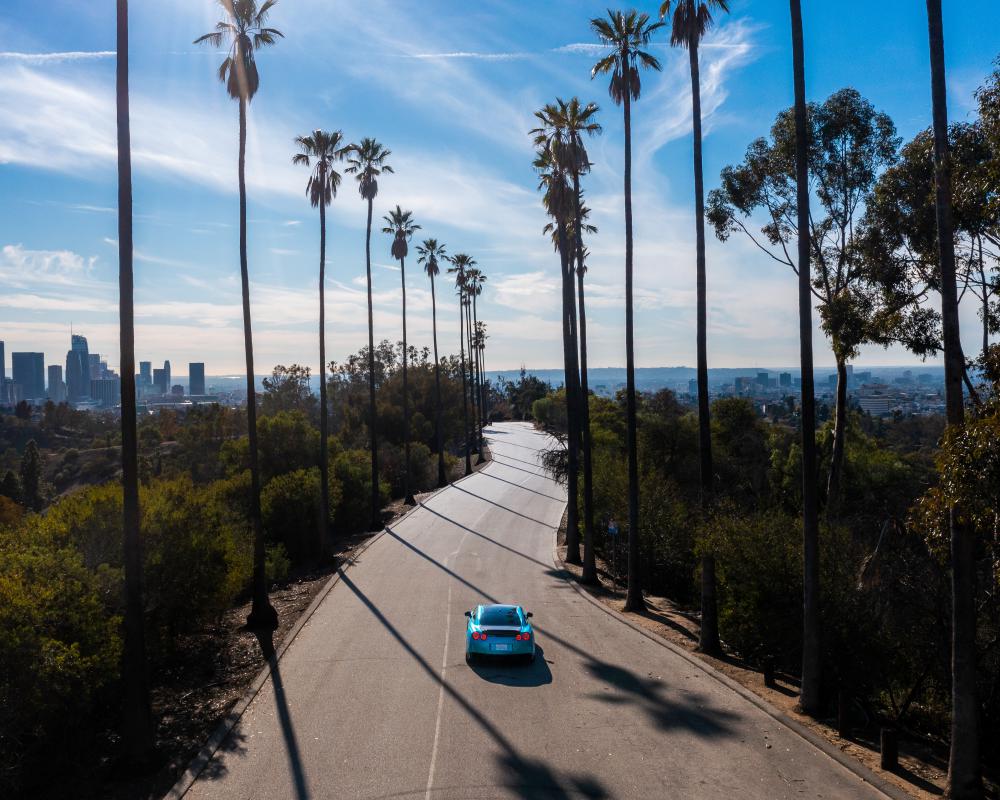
top-left (88, 353), bottom-right (101, 381)
top-left (163, 360), bottom-right (171, 393)
top-left (779, 372), bottom-right (792, 388)
top-left (189, 362), bottom-right (206, 396)
top-left (140, 361), bottom-right (151, 385)
top-left (0, 340), bottom-right (5, 387)
top-left (47, 365), bottom-right (66, 403)
top-left (152, 368), bottom-right (167, 395)
top-left (66, 334), bottom-right (90, 401)
top-left (12, 352), bottom-right (45, 400)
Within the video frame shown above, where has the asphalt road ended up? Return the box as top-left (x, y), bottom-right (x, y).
top-left (182, 421), bottom-right (884, 800)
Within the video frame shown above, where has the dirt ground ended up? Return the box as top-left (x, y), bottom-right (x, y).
top-left (555, 534), bottom-right (997, 800)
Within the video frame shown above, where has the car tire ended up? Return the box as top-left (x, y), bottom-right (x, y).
top-left (465, 651), bottom-right (475, 665)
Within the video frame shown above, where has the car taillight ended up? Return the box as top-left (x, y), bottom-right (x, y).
top-left (481, 632), bottom-right (488, 640)
top-left (515, 634), bottom-right (522, 640)
top-left (522, 632), bottom-right (531, 641)
top-left (472, 631), bottom-right (480, 640)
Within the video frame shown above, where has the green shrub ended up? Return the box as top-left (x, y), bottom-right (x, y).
top-left (0, 539), bottom-right (121, 794)
top-left (63, 448), bottom-right (79, 464)
top-left (265, 543), bottom-right (291, 585)
top-left (262, 468), bottom-right (321, 562)
top-left (379, 441), bottom-right (435, 497)
top-left (332, 448), bottom-right (390, 533)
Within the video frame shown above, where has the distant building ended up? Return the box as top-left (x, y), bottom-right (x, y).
top-left (1, 377), bottom-right (12, 406)
top-left (828, 374), bottom-right (838, 388)
top-left (66, 334), bottom-right (91, 401)
top-left (0, 340), bottom-right (5, 390)
top-left (140, 361), bottom-right (152, 385)
top-left (756, 372), bottom-right (769, 387)
top-left (189, 362), bottom-right (206, 396)
top-left (858, 396), bottom-right (890, 416)
top-left (152, 368), bottom-right (167, 395)
top-left (855, 371), bottom-right (872, 384)
top-left (164, 360), bottom-right (171, 394)
top-left (12, 352), bottom-right (45, 401)
top-left (88, 353), bottom-right (102, 381)
top-left (91, 376), bottom-right (121, 408)
top-left (735, 376), bottom-right (753, 393)
top-left (687, 378), bottom-right (697, 396)
top-left (171, 384), bottom-right (184, 397)
top-left (779, 372), bottom-right (792, 387)
top-left (47, 365), bottom-right (66, 403)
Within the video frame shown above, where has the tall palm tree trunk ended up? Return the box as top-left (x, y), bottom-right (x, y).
top-left (117, 0), bottom-right (153, 760)
top-left (926, 3), bottom-right (982, 796)
top-left (431, 274), bottom-right (446, 487)
top-left (459, 293), bottom-right (472, 475)
top-left (826, 355), bottom-right (848, 512)
top-left (472, 295), bottom-right (485, 464)
top-left (622, 87), bottom-right (644, 612)
top-left (689, 38), bottom-right (720, 655)
top-left (318, 196), bottom-right (330, 555)
top-left (401, 254), bottom-right (414, 505)
top-left (791, 0), bottom-right (821, 716)
top-left (473, 295), bottom-right (487, 430)
top-left (365, 197), bottom-right (381, 530)
top-left (572, 203), bottom-right (597, 584)
top-left (466, 297), bottom-right (481, 460)
top-left (558, 220), bottom-right (582, 565)
top-left (240, 96), bottom-right (277, 631)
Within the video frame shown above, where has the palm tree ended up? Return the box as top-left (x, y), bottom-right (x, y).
top-left (590, 9), bottom-right (663, 611)
top-left (382, 206), bottom-right (421, 505)
top-left (117, 0), bottom-right (154, 762)
top-left (466, 267), bottom-right (487, 463)
top-left (293, 129), bottom-right (347, 555)
top-left (195, 0), bottom-right (282, 631)
top-left (559, 97), bottom-right (602, 584)
top-left (789, 0), bottom-right (821, 717)
top-left (449, 254), bottom-right (476, 475)
top-left (417, 238), bottom-right (448, 488)
top-left (660, 0), bottom-right (729, 656)
top-left (925, 2), bottom-right (982, 796)
top-left (345, 138), bottom-right (394, 530)
top-left (532, 113), bottom-right (583, 566)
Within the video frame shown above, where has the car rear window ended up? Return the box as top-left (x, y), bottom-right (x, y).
top-left (479, 606), bottom-right (521, 626)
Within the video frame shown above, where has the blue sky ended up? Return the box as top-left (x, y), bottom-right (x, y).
top-left (1, 0), bottom-right (997, 376)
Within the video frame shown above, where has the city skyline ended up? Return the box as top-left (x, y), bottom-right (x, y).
top-left (1, 1), bottom-right (998, 373)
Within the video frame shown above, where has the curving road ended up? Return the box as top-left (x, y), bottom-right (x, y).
top-left (181, 421), bottom-right (884, 800)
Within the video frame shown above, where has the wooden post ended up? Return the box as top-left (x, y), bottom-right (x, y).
top-left (880, 728), bottom-right (898, 771)
top-left (763, 657), bottom-right (776, 689)
top-left (837, 690), bottom-right (851, 738)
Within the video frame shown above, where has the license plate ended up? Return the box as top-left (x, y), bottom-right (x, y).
top-left (493, 644), bottom-right (510, 652)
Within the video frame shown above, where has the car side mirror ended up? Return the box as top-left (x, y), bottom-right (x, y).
top-left (526, 612), bottom-right (533, 618)
top-left (464, 611), bottom-right (471, 618)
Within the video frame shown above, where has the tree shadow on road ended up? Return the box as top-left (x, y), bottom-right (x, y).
top-left (479, 468), bottom-right (566, 501)
top-left (469, 645), bottom-right (553, 687)
top-left (252, 630), bottom-right (311, 800)
top-left (338, 571), bottom-right (610, 800)
top-left (450, 483), bottom-right (554, 527)
top-left (584, 660), bottom-right (740, 739)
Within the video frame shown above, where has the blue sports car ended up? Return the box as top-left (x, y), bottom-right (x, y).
top-left (465, 604), bottom-right (535, 664)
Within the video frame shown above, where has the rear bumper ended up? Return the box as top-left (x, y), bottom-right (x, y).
top-left (467, 637), bottom-right (534, 656)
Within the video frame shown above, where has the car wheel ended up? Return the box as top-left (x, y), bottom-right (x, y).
top-left (465, 651), bottom-right (475, 665)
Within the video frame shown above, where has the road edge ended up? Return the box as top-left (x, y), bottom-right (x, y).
top-left (162, 468), bottom-right (483, 800)
top-left (551, 540), bottom-right (914, 800)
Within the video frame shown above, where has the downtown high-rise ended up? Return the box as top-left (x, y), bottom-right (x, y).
top-left (66, 334), bottom-right (90, 401)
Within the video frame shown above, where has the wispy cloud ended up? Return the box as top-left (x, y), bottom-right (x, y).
top-left (407, 51), bottom-right (530, 61)
top-left (0, 50), bottom-right (115, 64)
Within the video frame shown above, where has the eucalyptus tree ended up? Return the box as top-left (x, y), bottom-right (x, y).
top-left (417, 238), bottom-right (449, 487)
top-left (449, 254), bottom-right (476, 475)
top-left (345, 138), bottom-right (394, 529)
top-left (531, 138), bottom-right (582, 565)
top-left (660, 0), bottom-right (730, 656)
top-left (926, 2), bottom-right (982, 796)
top-left (707, 89), bottom-right (933, 513)
top-left (788, 0), bottom-right (821, 717)
top-left (194, 0), bottom-right (283, 630)
top-left (863, 122), bottom-right (998, 364)
top-left (382, 206), bottom-right (421, 505)
top-left (293, 128), bottom-right (347, 552)
top-left (590, 9), bottom-right (663, 610)
top-left (116, 0), bottom-right (153, 761)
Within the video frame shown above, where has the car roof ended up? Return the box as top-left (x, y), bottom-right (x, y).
top-left (479, 604), bottom-right (520, 612)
